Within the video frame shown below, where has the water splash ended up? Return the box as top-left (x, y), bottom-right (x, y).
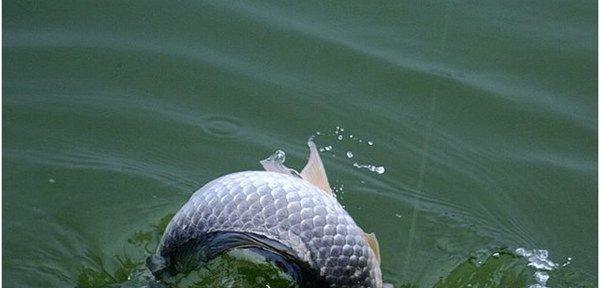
top-left (333, 183), bottom-right (345, 194)
top-left (515, 247), bottom-right (568, 288)
top-left (318, 125), bottom-right (375, 147)
top-left (353, 163), bottom-right (385, 174)
top-left (515, 248), bottom-right (559, 271)
top-left (534, 271), bottom-right (549, 285)
top-left (313, 125), bottom-right (384, 175)
top-left (259, 150), bottom-right (301, 178)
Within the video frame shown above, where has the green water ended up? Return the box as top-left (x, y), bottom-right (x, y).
top-left (4, 1), bottom-right (597, 287)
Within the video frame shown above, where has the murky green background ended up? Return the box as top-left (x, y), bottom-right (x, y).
top-left (4, 1), bottom-right (597, 287)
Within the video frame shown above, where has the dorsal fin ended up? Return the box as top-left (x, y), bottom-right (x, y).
top-left (363, 232), bottom-right (381, 263)
top-left (260, 150), bottom-right (302, 178)
top-left (301, 139), bottom-right (333, 196)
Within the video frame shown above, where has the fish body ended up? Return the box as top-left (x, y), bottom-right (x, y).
top-left (149, 141), bottom-right (389, 288)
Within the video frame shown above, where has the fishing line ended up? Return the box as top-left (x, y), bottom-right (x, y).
top-left (402, 0), bottom-right (451, 280)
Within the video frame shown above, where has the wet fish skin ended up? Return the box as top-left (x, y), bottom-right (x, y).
top-left (153, 171), bottom-right (383, 287)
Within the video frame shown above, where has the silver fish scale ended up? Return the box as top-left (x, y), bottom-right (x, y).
top-left (157, 171), bottom-right (381, 287)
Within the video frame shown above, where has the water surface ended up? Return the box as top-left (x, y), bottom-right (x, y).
top-left (4, 1), bottom-right (597, 287)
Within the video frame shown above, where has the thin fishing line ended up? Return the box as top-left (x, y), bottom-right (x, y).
top-left (402, 1), bottom-right (451, 280)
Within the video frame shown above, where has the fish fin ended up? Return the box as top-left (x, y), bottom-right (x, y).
top-left (300, 139), bottom-right (333, 196)
top-left (260, 150), bottom-right (302, 178)
top-left (364, 232), bottom-right (381, 263)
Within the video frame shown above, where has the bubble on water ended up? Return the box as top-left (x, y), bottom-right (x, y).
top-left (338, 135), bottom-right (343, 140)
top-left (316, 131), bottom-right (321, 135)
top-left (353, 163), bottom-right (385, 174)
top-left (48, 178), bottom-right (56, 184)
top-left (346, 151), bottom-right (354, 158)
top-left (319, 148), bottom-right (324, 152)
top-left (349, 135), bottom-right (353, 138)
top-left (492, 252), bottom-right (500, 258)
top-left (324, 146), bottom-right (332, 151)
top-left (367, 141), bottom-right (373, 146)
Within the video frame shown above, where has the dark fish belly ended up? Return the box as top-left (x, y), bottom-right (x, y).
top-left (147, 230), bottom-right (328, 287)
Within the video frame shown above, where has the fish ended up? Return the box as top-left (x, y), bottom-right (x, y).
top-left (147, 140), bottom-right (392, 288)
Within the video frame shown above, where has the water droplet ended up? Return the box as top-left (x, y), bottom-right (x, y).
top-left (316, 131), bottom-right (321, 135)
top-left (48, 178), bottom-right (55, 184)
top-left (338, 135), bottom-right (343, 140)
top-left (324, 146), bottom-right (332, 151)
top-left (367, 141), bottom-right (373, 146)
top-left (349, 134), bottom-right (354, 138)
top-left (346, 151), bottom-right (354, 158)
top-left (272, 150), bottom-right (286, 163)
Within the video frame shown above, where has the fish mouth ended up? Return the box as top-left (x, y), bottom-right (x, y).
top-left (147, 231), bottom-right (327, 287)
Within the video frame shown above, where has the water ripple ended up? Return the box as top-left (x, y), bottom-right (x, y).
top-left (200, 115), bottom-right (245, 139)
top-left (5, 148), bottom-right (202, 191)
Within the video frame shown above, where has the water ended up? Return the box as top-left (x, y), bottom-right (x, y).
top-left (3, 1), bottom-right (597, 287)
